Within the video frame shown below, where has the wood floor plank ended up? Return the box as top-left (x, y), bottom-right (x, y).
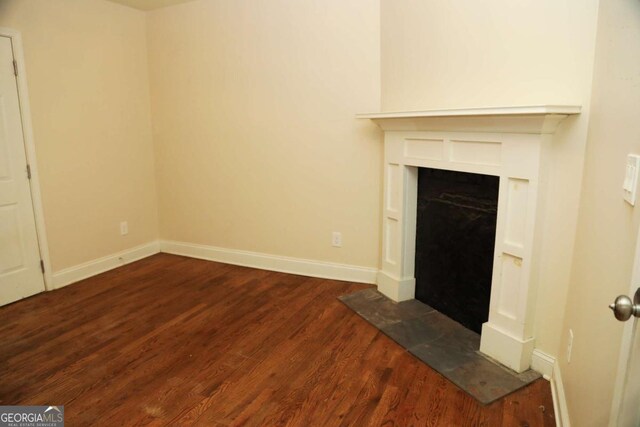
top-left (0, 254), bottom-right (555, 426)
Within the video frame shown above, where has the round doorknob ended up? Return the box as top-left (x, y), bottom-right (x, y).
top-left (609, 288), bottom-right (640, 322)
top-left (609, 295), bottom-right (638, 321)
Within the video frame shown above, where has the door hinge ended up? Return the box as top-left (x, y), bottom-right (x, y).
top-left (12, 60), bottom-right (17, 76)
top-left (26, 164), bottom-right (31, 180)
top-left (40, 260), bottom-right (45, 274)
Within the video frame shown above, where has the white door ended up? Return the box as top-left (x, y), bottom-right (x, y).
top-left (609, 226), bottom-right (640, 426)
top-left (0, 35), bottom-right (45, 306)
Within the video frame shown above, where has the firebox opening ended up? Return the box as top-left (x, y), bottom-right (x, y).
top-left (415, 168), bottom-right (499, 334)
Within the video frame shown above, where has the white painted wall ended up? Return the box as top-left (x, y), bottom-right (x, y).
top-left (0, 0), bottom-right (159, 272)
top-left (560, 0), bottom-right (640, 425)
top-left (147, 0), bottom-right (382, 270)
top-left (381, 0), bottom-right (599, 111)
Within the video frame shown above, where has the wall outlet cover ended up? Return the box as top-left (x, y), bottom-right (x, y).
top-left (332, 232), bottom-right (342, 248)
top-left (623, 154), bottom-right (640, 206)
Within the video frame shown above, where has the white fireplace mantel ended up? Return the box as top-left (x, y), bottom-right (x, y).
top-left (358, 105), bottom-right (581, 133)
top-left (361, 105), bottom-right (581, 373)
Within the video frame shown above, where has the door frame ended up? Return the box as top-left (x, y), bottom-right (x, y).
top-left (609, 224), bottom-right (640, 426)
top-left (0, 27), bottom-right (52, 290)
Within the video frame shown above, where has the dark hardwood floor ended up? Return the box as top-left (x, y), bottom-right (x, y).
top-left (0, 254), bottom-right (555, 426)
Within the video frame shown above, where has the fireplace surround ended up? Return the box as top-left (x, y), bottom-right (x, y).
top-left (359, 106), bottom-right (581, 373)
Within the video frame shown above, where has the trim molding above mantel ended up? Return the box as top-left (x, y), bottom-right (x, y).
top-left (357, 105), bottom-right (582, 134)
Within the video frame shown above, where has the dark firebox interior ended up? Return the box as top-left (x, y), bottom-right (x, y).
top-left (415, 168), bottom-right (499, 334)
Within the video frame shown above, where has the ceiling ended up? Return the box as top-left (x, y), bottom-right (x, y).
top-left (105, 0), bottom-right (199, 11)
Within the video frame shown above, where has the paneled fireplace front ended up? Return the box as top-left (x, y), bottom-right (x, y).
top-left (359, 106), bottom-right (581, 372)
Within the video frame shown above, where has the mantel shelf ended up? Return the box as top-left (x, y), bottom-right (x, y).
top-left (358, 105), bottom-right (582, 134)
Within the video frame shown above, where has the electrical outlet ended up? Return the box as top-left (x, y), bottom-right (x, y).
top-left (120, 221), bottom-right (128, 236)
top-left (332, 232), bottom-right (342, 248)
top-left (567, 329), bottom-right (574, 363)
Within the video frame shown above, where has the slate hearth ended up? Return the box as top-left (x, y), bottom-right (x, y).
top-left (338, 288), bottom-right (540, 404)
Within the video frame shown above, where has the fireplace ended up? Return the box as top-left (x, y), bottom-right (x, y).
top-left (358, 106), bottom-right (581, 372)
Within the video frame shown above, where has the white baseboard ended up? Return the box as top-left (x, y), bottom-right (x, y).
top-left (531, 349), bottom-right (555, 379)
top-left (479, 323), bottom-right (535, 373)
top-left (51, 241), bottom-right (160, 289)
top-left (550, 359), bottom-right (571, 427)
top-left (376, 271), bottom-right (415, 301)
top-left (530, 350), bottom-right (568, 426)
top-left (160, 240), bottom-right (378, 284)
